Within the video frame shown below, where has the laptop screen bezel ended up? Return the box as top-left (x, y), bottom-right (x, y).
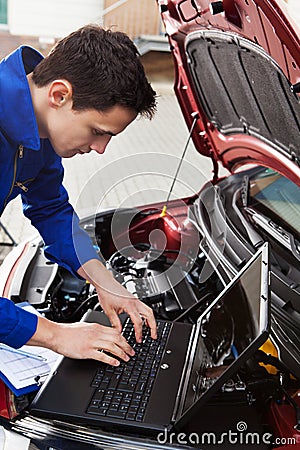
top-left (174, 243), bottom-right (270, 431)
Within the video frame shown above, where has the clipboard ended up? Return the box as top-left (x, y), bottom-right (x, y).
top-left (0, 303), bottom-right (59, 396)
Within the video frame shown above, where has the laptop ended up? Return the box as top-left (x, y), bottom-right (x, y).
top-left (30, 244), bottom-right (269, 434)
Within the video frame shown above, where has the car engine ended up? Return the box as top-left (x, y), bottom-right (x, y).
top-left (6, 205), bottom-right (300, 443)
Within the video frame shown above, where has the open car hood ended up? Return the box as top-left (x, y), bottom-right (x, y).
top-left (158, 0), bottom-right (300, 185)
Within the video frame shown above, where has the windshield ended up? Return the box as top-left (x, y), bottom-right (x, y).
top-left (249, 168), bottom-right (300, 236)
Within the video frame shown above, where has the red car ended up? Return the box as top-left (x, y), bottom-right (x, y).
top-left (0, 1), bottom-right (299, 449)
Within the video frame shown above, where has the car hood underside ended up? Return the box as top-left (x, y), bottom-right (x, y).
top-left (185, 30), bottom-right (300, 172)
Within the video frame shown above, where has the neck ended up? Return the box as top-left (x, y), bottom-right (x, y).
top-left (27, 73), bottom-right (49, 139)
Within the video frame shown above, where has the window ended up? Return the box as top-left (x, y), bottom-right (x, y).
top-left (250, 168), bottom-right (300, 235)
top-left (0, 0), bottom-right (7, 25)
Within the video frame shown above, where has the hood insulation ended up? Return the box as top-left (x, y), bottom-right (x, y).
top-left (186, 31), bottom-right (300, 163)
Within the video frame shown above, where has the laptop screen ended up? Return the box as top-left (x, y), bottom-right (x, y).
top-left (176, 244), bottom-right (269, 426)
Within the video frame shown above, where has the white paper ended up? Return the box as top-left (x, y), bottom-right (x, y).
top-left (0, 304), bottom-right (59, 391)
top-left (0, 344), bottom-right (59, 391)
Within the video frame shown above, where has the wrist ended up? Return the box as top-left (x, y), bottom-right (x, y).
top-left (27, 316), bottom-right (61, 353)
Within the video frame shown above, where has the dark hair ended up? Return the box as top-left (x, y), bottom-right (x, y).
top-left (32, 25), bottom-right (157, 119)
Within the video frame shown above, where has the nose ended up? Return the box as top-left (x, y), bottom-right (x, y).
top-left (90, 135), bottom-right (112, 154)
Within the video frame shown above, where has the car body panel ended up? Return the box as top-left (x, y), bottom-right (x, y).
top-left (158, 0), bottom-right (300, 184)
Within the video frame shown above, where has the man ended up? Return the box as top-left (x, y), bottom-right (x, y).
top-left (0, 25), bottom-right (157, 367)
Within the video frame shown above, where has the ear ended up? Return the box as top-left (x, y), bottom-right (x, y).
top-left (47, 79), bottom-right (73, 108)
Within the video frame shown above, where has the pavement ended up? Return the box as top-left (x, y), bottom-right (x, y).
top-left (287, 0), bottom-right (300, 26)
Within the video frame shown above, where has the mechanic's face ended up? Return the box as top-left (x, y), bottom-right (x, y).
top-left (48, 104), bottom-right (137, 158)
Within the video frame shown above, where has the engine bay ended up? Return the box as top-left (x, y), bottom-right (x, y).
top-left (10, 201), bottom-right (298, 446)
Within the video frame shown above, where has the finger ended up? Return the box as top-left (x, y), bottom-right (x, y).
top-left (92, 349), bottom-right (121, 366)
top-left (105, 308), bottom-right (122, 333)
top-left (127, 311), bottom-right (143, 343)
top-left (136, 303), bottom-right (157, 340)
top-left (94, 338), bottom-right (134, 364)
top-left (98, 328), bottom-right (135, 357)
top-left (120, 337), bottom-right (135, 356)
top-left (106, 342), bottom-right (132, 362)
top-left (144, 311), bottom-right (157, 340)
top-left (113, 332), bottom-right (135, 357)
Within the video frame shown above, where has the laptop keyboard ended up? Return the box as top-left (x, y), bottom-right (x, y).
top-left (87, 318), bottom-right (171, 422)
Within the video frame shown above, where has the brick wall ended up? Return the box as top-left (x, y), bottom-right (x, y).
top-left (0, 31), bottom-right (53, 59)
top-left (103, 0), bottom-right (162, 39)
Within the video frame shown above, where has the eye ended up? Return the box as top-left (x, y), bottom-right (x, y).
top-left (93, 129), bottom-right (105, 136)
